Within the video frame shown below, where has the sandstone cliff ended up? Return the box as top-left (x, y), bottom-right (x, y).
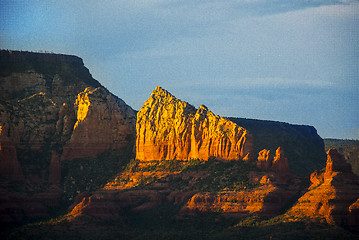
top-left (184, 182), bottom-right (296, 216)
top-left (0, 50), bottom-right (101, 103)
top-left (136, 86), bottom-right (253, 161)
top-left (61, 87), bottom-right (136, 161)
top-left (0, 50), bottom-right (135, 180)
top-left (287, 148), bottom-right (359, 230)
top-left (0, 50), bottom-right (136, 223)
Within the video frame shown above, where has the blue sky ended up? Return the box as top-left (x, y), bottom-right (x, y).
top-left (1, 0), bottom-right (358, 139)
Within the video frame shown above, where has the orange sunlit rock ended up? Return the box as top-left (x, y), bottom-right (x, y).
top-left (184, 183), bottom-right (293, 215)
top-left (309, 169), bottom-right (324, 189)
top-left (324, 148), bottom-right (352, 178)
top-left (136, 86), bottom-right (253, 161)
top-left (257, 149), bottom-right (272, 170)
top-left (61, 87), bottom-right (136, 160)
top-left (271, 147), bottom-right (289, 174)
top-left (287, 148), bottom-right (359, 230)
top-left (104, 161), bottom-right (185, 190)
top-left (348, 199), bottom-right (359, 231)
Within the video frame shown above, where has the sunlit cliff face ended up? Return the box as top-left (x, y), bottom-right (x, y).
top-left (136, 86), bottom-right (253, 161)
top-left (74, 87), bottom-right (92, 130)
top-left (61, 86), bottom-right (136, 161)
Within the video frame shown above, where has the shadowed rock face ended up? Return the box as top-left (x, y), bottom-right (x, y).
top-left (271, 147), bottom-right (289, 174)
top-left (324, 139), bottom-right (359, 176)
top-left (325, 148), bottom-right (352, 177)
top-left (0, 50), bottom-right (101, 103)
top-left (256, 147), bottom-right (290, 178)
top-left (136, 86), bottom-right (253, 161)
top-left (229, 117), bottom-right (326, 175)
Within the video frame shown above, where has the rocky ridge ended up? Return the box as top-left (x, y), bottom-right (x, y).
top-left (136, 86), bottom-right (253, 161)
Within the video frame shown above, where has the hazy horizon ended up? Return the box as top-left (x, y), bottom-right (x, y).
top-left (1, 0), bottom-right (358, 139)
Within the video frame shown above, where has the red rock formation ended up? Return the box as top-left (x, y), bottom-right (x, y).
top-left (68, 190), bottom-right (165, 220)
top-left (61, 87), bottom-right (136, 160)
top-left (257, 149), bottom-right (272, 170)
top-left (55, 102), bottom-right (76, 143)
top-left (69, 193), bottom-right (121, 219)
top-left (136, 86), bottom-right (253, 161)
top-left (309, 169), bottom-right (324, 189)
top-left (325, 148), bottom-right (352, 178)
top-left (271, 147), bottom-right (289, 175)
top-left (287, 148), bottom-right (359, 230)
top-left (0, 92), bottom-right (59, 181)
top-left (0, 51), bottom-right (137, 225)
top-left (348, 199), bottom-right (359, 232)
top-left (184, 183), bottom-right (295, 216)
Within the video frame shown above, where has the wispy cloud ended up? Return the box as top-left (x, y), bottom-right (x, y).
top-left (207, 77), bottom-right (335, 88)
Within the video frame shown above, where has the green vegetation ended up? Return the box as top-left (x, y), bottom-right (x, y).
top-left (111, 158), bottom-right (261, 192)
top-left (231, 214), bottom-right (355, 240)
top-left (178, 158), bottom-right (260, 191)
top-left (62, 148), bottom-right (132, 203)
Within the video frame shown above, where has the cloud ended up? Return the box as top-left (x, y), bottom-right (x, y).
top-left (157, 0), bottom-right (351, 18)
top-left (194, 77), bottom-right (335, 89)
